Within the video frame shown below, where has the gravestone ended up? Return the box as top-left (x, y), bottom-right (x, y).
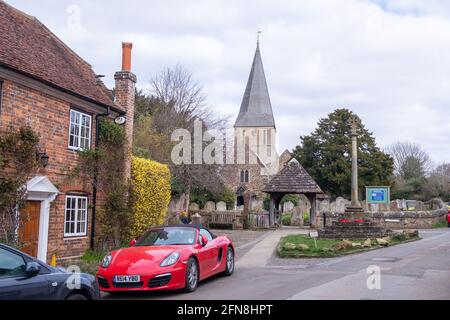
top-left (216, 201), bottom-right (227, 211)
top-left (390, 201), bottom-right (399, 211)
top-left (319, 199), bottom-right (330, 213)
top-left (291, 207), bottom-right (303, 226)
top-left (204, 201), bottom-right (216, 212)
top-left (396, 199), bottom-right (407, 210)
top-left (189, 202), bottom-right (200, 212)
top-left (251, 198), bottom-right (263, 211)
top-left (406, 200), bottom-right (417, 211)
top-left (335, 197), bottom-right (349, 213)
top-left (415, 201), bottom-right (425, 211)
top-left (283, 201), bottom-right (295, 213)
top-left (299, 201), bottom-right (311, 216)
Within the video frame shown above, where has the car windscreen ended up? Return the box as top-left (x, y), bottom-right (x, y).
top-left (135, 228), bottom-right (197, 246)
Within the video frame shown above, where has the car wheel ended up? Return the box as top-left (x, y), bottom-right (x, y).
top-left (184, 257), bottom-right (199, 292)
top-left (223, 247), bottom-right (234, 276)
top-left (66, 293), bottom-right (88, 300)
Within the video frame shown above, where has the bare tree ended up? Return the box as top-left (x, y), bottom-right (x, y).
top-left (424, 163), bottom-right (450, 201)
top-left (385, 142), bottom-right (433, 178)
top-left (150, 64), bottom-right (228, 132)
top-left (134, 65), bottom-right (231, 210)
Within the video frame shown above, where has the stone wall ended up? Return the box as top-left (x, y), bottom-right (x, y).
top-left (316, 209), bottom-right (447, 229)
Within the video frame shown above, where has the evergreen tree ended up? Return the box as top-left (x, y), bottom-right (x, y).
top-left (292, 109), bottom-right (394, 199)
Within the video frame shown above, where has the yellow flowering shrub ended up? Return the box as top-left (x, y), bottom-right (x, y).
top-left (131, 156), bottom-right (171, 238)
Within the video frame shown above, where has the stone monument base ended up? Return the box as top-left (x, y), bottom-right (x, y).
top-left (318, 206), bottom-right (393, 240)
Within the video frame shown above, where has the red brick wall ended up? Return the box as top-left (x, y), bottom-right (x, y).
top-left (0, 79), bottom-right (100, 262)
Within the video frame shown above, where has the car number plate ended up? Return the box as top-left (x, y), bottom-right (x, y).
top-left (114, 275), bottom-right (140, 283)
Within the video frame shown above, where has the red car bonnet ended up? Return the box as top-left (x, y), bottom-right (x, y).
top-left (108, 245), bottom-right (185, 273)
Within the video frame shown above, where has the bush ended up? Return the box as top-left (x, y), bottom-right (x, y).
top-left (281, 213), bottom-right (292, 226)
top-left (131, 156), bottom-right (171, 238)
top-left (392, 233), bottom-right (408, 242)
top-left (303, 213), bottom-right (310, 225)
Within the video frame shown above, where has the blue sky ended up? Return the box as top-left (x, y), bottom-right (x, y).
top-left (5, 0), bottom-right (450, 166)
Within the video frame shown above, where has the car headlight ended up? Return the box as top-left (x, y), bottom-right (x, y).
top-left (160, 252), bottom-right (180, 267)
top-left (101, 254), bottom-right (112, 268)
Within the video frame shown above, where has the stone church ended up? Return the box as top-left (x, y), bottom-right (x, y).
top-left (220, 42), bottom-right (291, 210)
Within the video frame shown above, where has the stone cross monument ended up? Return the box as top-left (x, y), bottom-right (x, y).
top-left (350, 117), bottom-right (361, 208)
top-left (344, 116), bottom-right (364, 219)
top-left (318, 115), bottom-right (394, 239)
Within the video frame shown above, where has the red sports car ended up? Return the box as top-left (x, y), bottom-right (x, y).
top-left (96, 225), bottom-right (235, 293)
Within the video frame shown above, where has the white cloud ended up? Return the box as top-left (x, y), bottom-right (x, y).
top-left (5, 0), bottom-right (450, 164)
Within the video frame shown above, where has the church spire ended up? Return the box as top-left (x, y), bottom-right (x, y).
top-left (234, 40), bottom-right (276, 128)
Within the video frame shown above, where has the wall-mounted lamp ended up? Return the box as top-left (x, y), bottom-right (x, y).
top-left (36, 151), bottom-right (49, 168)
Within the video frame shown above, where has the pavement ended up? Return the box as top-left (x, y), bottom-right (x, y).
top-left (103, 228), bottom-right (450, 300)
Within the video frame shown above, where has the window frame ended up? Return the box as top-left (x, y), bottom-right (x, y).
top-left (240, 170), bottom-right (250, 183)
top-left (64, 195), bottom-right (88, 237)
top-left (68, 109), bottom-right (92, 151)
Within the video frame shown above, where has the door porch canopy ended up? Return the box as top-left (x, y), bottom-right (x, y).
top-left (263, 159), bottom-right (323, 227)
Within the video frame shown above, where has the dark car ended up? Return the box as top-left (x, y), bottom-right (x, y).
top-left (0, 243), bottom-right (100, 300)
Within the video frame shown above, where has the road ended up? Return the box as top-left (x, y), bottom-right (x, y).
top-left (103, 228), bottom-right (450, 300)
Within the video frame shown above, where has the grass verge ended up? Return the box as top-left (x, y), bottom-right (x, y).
top-left (277, 234), bottom-right (421, 259)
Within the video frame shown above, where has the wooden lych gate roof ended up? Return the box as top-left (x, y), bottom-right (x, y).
top-left (263, 159), bottom-right (323, 194)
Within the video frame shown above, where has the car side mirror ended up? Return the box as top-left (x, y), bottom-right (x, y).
top-left (201, 235), bottom-right (208, 247)
top-left (25, 262), bottom-right (40, 277)
top-left (129, 239), bottom-right (137, 247)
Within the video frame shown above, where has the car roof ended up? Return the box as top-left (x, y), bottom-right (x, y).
top-left (145, 224), bottom-right (216, 238)
top-left (150, 224), bottom-right (209, 231)
top-left (0, 243), bottom-right (52, 271)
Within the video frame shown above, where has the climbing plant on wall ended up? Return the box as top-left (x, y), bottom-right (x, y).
top-left (0, 127), bottom-right (40, 246)
top-left (75, 119), bottom-right (131, 249)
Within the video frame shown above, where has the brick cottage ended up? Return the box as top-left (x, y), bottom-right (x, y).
top-left (0, 1), bottom-right (136, 262)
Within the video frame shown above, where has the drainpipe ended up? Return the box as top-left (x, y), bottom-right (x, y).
top-left (90, 107), bottom-right (110, 249)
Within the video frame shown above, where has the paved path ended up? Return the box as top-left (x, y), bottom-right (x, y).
top-left (103, 228), bottom-right (450, 300)
top-left (237, 228), bottom-right (309, 268)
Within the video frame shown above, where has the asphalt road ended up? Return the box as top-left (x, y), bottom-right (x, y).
top-left (103, 229), bottom-right (450, 300)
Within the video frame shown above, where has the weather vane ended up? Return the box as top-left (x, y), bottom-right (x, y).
top-left (257, 31), bottom-right (262, 45)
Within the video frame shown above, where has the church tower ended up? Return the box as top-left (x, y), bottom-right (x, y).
top-left (234, 41), bottom-right (277, 174)
top-left (220, 40), bottom-right (281, 210)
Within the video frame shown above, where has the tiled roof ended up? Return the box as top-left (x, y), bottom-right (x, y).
top-left (0, 1), bottom-right (120, 110)
top-left (234, 44), bottom-right (275, 128)
top-left (264, 159), bottom-right (323, 194)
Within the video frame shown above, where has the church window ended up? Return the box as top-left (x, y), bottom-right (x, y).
top-left (240, 170), bottom-right (250, 183)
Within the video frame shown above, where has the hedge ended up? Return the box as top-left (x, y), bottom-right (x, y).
top-left (131, 156), bottom-right (171, 238)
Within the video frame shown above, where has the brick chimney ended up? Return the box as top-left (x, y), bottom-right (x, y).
top-left (114, 42), bottom-right (137, 178)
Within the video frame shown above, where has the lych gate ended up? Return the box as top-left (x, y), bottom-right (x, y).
top-left (263, 159), bottom-right (323, 227)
